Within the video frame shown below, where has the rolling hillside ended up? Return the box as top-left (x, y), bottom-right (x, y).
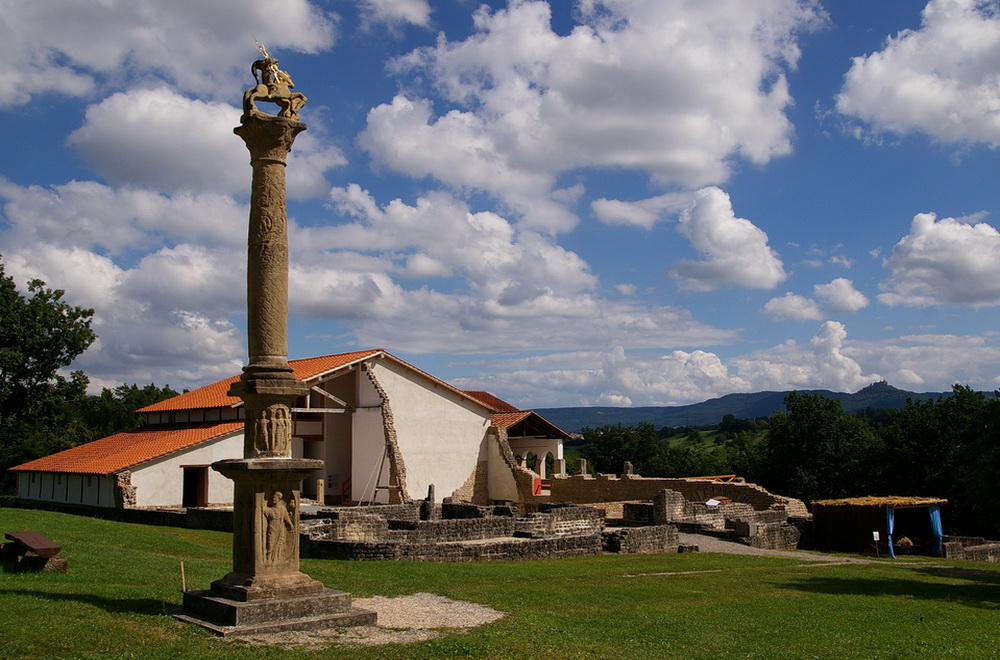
top-left (535, 381), bottom-right (953, 433)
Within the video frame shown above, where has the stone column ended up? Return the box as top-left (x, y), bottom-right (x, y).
top-left (208, 113), bottom-right (321, 601)
top-left (177, 49), bottom-right (374, 634)
top-left (230, 115), bottom-right (310, 459)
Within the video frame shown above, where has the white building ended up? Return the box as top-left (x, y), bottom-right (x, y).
top-left (12, 349), bottom-right (570, 509)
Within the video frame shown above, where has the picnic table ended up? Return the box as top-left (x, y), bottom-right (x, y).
top-left (1, 530), bottom-right (68, 572)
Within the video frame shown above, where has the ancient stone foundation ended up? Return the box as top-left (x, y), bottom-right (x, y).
top-left (943, 536), bottom-right (1000, 563)
top-left (299, 501), bottom-right (667, 561)
top-left (617, 488), bottom-right (805, 551)
top-left (549, 474), bottom-right (809, 517)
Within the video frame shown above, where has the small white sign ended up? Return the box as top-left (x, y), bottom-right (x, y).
top-left (872, 531), bottom-right (880, 541)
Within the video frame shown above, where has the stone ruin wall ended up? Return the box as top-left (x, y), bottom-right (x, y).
top-left (617, 488), bottom-right (803, 551)
top-left (449, 460), bottom-right (490, 505)
top-left (298, 501), bottom-right (675, 561)
top-left (943, 536), bottom-right (1000, 563)
top-left (603, 525), bottom-right (680, 554)
top-left (548, 473), bottom-right (809, 518)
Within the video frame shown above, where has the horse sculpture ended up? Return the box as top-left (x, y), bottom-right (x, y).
top-left (243, 43), bottom-right (307, 121)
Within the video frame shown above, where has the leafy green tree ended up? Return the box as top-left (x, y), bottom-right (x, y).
top-left (0, 259), bottom-right (95, 423)
top-left (581, 423), bottom-right (666, 475)
top-left (718, 414), bottom-right (758, 437)
top-left (962, 393), bottom-right (1000, 537)
top-left (581, 422), bottom-right (741, 478)
top-left (758, 391), bottom-right (882, 502)
top-left (882, 385), bottom-right (1000, 536)
top-left (80, 383), bottom-right (179, 437)
top-left (0, 258), bottom-right (96, 490)
top-left (723, 431), bottom-right (765, 481)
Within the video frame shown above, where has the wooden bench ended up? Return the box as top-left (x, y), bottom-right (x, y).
top-left (1, 530), bottom-right (68, 572)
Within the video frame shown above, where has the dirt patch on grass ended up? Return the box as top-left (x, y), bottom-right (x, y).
top-left (226, 592), bottom-right (505, 649)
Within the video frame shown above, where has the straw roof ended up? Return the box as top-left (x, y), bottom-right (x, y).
top-left (812, 496), bottom-right (947, 508)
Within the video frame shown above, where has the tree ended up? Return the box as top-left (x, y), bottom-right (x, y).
top-left (758, 391), bottom-right (882, 502)
top-left (0, 258), bottom-right (96, 423)
top-left (882, 385), bottom-right (1000, 537)
top-left (0, 258), bottom-right (96, 490)
top-left (580, 422), bottom-right (740, 478)
top-left (581, 423), bottom-right (666, 476)
top-left (80, 383), bottom-right (179, 437)
top-left (718, 414), bottom-right (758, 437)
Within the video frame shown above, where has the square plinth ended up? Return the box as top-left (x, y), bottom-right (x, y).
top-left (177, 588), bottom-right (376, 636)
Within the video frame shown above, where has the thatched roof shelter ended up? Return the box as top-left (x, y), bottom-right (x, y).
top-left (812, 496), bottom-right (947, 557)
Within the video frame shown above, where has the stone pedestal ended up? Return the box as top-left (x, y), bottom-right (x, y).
top-left (178, 459), bottom-right (376, 634)
top-left (211, 459), bottom-right (322, 600)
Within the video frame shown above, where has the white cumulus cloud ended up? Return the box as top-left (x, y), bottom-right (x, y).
top-left (814, 278), bottom-right (869, 313)
top-left (0, 0), bottom-right (337, 107)
top-left (591, 192), bottom-right (693, 229)
top-left (837, 0), bottom-right (1000, 145)
top-left (733, 321), bottom-right (878, 393)
top-left (669, 187), bottom-right (787, 291)
top-left (879, 212), bottom-right (1000, 307)
top-left (67, 88), bottom-right (343, 198)
top-left (359, 0), bottom-right (431, 27)
top-left (362, 0), bottom-right (825, 232)
top-left (763, 293), bottom-right (823, 321)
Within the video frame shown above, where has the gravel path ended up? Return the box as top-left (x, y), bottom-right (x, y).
top-left (679, 532), bottom-right (871, 563)
top-left (226, 592), bottom-right (505, 649)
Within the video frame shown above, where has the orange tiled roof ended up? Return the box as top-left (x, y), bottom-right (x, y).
top-left (492, 411), bottom-right (532, 428)
top-left (9, 422), bottom-right (245, 475)
top-left (492, 410), bottom-right (572, 440)
top-left (138, 349), bottom-right (385, 413)
top-left (464, 391), bottom-right (520, 412)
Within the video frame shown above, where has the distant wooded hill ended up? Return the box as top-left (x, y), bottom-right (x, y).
top-left (535, 381), bottom-right (956, 433)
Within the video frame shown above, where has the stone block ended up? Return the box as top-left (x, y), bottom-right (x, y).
top-left (178, 588), bottom-right (375, 636)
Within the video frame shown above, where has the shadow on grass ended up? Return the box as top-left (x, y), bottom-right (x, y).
top-left (777, 568), bottom-right (1000, 609)
top-left (0, 587), bottom-right (175, 615)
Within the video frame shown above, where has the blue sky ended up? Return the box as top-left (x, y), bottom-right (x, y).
top-left (3, 0), bottom-right (1000, 407)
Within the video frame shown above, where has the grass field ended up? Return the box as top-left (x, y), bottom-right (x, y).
top-left (1, 508), bottom-right (999, 659)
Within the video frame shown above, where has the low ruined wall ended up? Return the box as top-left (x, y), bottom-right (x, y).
top-left (732, 520), bottom-right (801, 550)
top-left (625, 494), bottom-right (775, 528)
top-left (622, 491), bottom-right (801, 550)
top-left (943, 541), bottom-right (1000, 563)
top-left (548, 474), bottom-right (808, 516)
top-left (300, 529), bottom-right (602, 562)
top-left (391, 518), bottom-right (518, 542)
top-left (603, 525), bottom-right (679, 554)
top-left (304, 502), bottom-right (421, 522)
top-left (514, 506), bottom-right (603, 539)
top-left (300, 503), bottom-right (607, 561)
top-left (441, 502), bottom-right (518, 519)
top-left (13, 499), bottom-right (234, 531)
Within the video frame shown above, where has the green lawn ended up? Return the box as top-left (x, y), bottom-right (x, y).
top-left (1, 508), bottom-right (999, 659)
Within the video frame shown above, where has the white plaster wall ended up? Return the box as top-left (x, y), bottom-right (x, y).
top-left (368, 360), bottom-right (490, 502)
top-left (130, 432), bottom-right (244, 507)
top-left (17, 472), bottom-right (114, 507)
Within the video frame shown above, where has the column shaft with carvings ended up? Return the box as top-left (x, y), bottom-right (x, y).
top-left (211, 113), bottom-right (320, 600)
top-left (231, 115), bottom-right (309, 459)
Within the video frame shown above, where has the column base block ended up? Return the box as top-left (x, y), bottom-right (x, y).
top-left (176, 587), bottom-right (376, 636)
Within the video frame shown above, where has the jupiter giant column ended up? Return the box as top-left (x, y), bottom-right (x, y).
top-left (179, 45), bottom-right (374, 634)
